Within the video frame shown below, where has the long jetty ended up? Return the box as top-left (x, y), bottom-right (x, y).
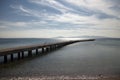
top-left (0, 39), bottom-right (95, 63)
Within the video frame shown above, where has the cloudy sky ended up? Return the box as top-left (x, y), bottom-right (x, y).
top-left (0, 0), bottom-right (120, 38)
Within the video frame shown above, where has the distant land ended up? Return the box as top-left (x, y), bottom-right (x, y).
top-left (54, 36), bottom-right (116, 38)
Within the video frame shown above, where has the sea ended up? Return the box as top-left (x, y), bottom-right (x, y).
top-left (0, 38), bottom-right (120, 79)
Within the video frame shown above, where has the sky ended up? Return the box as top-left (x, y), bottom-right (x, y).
top-left (0, 0), bottom-right (120, 38)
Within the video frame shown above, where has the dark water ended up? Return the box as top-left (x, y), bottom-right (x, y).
top-left (0, 38), bottom-right (120, 77)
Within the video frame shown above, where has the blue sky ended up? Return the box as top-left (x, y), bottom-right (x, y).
top-left (0, 0), bottom-right (120, 38)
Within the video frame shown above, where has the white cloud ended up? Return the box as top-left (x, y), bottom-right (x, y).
top-left (0, 21), bottom-right (28, 28)
top-left (65, 0), bottom-right (120, 18)
top-left (46, 12), bottom-right (120, 31)
top-left (0, 21), bottom-right (48, 29)
top-left (10, 5), bottom-right (48, 18)
top-left (11, 1), bottom-right (120, 28)
top-left (97, 18), bottom-right (120, 28)
top-left (28, 0), bottom-right (72, 13)
top-left (0, 26), bottom-right (7, 29)
top-left (0, 29), bottom-right (76, 38)
top-left (0, 28), bottom-right (119, 38)
top-left (2, 0), bottom-right (119, 38)
top-left (48, 13), bottom-right (99, 25)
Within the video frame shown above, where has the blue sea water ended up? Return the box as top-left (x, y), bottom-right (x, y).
top-left (0, 38), bottom-right (120, 77)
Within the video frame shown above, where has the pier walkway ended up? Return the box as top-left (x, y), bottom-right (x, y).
top-left (0, 39), bottom-right (95, 63)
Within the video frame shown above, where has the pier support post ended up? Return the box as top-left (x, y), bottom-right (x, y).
top-left (55, 45), bottom-right (57, 49)
top-left (48, 47), bottom-right (50, 52)
top-left (58, 44), bottom-right (60, 48)
top-left (21, 51), bottom-right (24, 59)
top-left (46, 47), bottom-right (49, 52)
top-left (49, 46), bottom-right (52, 51)
top-left (53, 45), bottom-right (55, 49)
top-left (11, 54), bottom-right (13, 61)
top-left (50, 46), bottom-right (52, 51)
top-left (28, 50), bottom-right (32, 56)
top-left (4, 55), bottom-right (7, 63)
top-left (36, 49), bottom-right (38, 54)
top-left (18, 52), bottom-right (21, 60)
top-left (53, 46), bottom-right (55, 49)
top-left (42, 48), bottom-right (44, 53)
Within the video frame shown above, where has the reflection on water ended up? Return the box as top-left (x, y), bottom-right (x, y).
top-left (0, 38), bottom-right (120, 78)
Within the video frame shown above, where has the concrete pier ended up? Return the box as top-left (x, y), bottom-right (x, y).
top-left (11, 54), bottom-right (13, 61)
top-left (0, 39), bottom-right (95, 63)
top-left (18, 52), bottom-right (21, 60)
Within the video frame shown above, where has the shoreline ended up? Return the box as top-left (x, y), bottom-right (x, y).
top-left (0, 75), bottom-right (120, 80)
